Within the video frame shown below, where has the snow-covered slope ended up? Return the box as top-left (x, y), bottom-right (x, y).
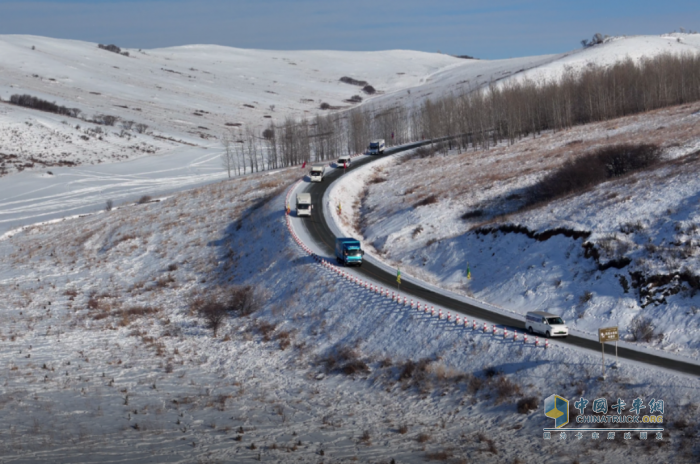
top-left (367, 33), bottom-right (700, 110)
top-left (2, 33), bottom-right (700, 238)
top-left (0, 34), bottom-right (463, 173)
top-left (331, 101), bottom-right (700, 358)
top-left (0, 167), bottom-right (696, 462)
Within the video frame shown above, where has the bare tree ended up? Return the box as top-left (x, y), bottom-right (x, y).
top-left (199, 302), bottom-right (227, 338)
top-left (221, 131), bottom-right (235, 178)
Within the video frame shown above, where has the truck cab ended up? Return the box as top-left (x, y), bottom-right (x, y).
top-left (310, 164), bottom-right (325, 182)
top-left (296, 192), bottom-right (312, 217)
top-left (368, 139), bottom-right (385, 155)
top-left (335, 237), bottom-right (364, 266)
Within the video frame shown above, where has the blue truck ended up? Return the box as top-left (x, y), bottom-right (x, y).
top-left (335, 238), bottom-right (364, 266)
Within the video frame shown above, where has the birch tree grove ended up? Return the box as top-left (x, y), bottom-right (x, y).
top-left (220, 51), bottom-right (700, 176)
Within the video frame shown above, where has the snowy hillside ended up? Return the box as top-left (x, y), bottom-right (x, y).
top-left (330, 100), bottom-right (700, 358)
top-left (367, 33), bottom-right (700, 111)
top-left (0, 34), bottom-right (464, 175)
top-left (2, 33), bottom-right (700, 238)
top-left (0, 166), bottom-right (697, 462)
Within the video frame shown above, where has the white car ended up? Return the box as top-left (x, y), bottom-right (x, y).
top-left (525, 311), bottom-right (569, 338)
top-left (337, 156), bottom-right (351, 168)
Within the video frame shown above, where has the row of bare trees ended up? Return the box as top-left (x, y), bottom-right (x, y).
top-left (222, 51), bottom-right (700, 176)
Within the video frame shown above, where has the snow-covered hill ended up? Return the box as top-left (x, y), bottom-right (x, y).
top-left (2, 33), bottom-right (700, 237)
top-left (0, 34), bottom-right (463, 173)
top-left (330, 100), bottom-right (700, 358)
top-left (0, 164), bottom-right (696, 462)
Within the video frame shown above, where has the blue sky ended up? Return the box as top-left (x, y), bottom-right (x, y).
top-left (1, 0), bottom-right (698, 59)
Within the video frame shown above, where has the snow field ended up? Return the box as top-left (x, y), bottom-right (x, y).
top-left (1, 164), bottom-right (698, 462)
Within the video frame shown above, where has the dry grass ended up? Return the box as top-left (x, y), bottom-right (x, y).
top-left (373, 101), bottom-right (700, 220)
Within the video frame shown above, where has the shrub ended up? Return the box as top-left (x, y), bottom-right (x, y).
top-left (413, 195), bottom-right (438, 208)
top-left (529, 143), bottom-right (662, 205)
top-left (319, 102), bottom-right (331, 110)
top-left (94, 114), bottom-right (119, 126)
top-left (578, 291), bottom-right (593, 305)
top-left (346, 95), bottom-right (362, 103)
top-left (517, 397), bottom-right (539, 413)
top-left (137, 195), bottom-right (152, 204)
top-left (461, 209), bottom-right (483, 220)
top-left (98, 43), bottom-right (128, 56)
top-left (339, 76), bottom-right (369, 87)
top-left (493, 375), bottom-right (522, 402)
top-left (134, 123), bottom-right (148, 134)
top-left (197, 302), bottom-right (227, 337)
top-left (321, 345), bottom-right (369, 376)
top-left (362, 85), bottom-right (376, 95)
top-left (105, 199), bottom-right (113, 212)
top-left (9, 94), bottom-right (81, 117)
top-left (226, 285), bottom-right (262, 316)
top-left (629, 316), bottom-right (655, 342)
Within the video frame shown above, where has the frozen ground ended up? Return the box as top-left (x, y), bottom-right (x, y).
top-left (329, 100), bottom-right (700, 360)
top-left (0, 166), bottom-right (698, 463)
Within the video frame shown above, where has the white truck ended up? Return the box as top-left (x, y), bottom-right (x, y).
top-left (296, 192), bottom-right (312, 217)
top-left (368, 139), bottom-right (385, 155)
top-left (310, 163), bottom-right (326, 182)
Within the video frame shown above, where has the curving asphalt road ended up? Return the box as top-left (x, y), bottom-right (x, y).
top-left (299, 142), bottom-right (700, 377)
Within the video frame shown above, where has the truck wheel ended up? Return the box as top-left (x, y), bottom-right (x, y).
top-left (528, 326), bottom-right (534, 334)
top-left (546, 331), bottom-right (551, 338)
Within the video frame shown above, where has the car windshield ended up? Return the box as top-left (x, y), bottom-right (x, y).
top-left (547, 317), bottom-right (564, 325)
top-left (311, 170), bottom-right (322, 174)
top-left (298, 204), bottom-right (309, 210)
top-left (346, 249), bottom-right (362, 256)
top-left (370, 143), bottom-right (379, 148)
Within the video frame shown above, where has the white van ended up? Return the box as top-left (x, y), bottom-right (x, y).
top-left (309, 164), bottom-right (325, 182)
top-left (525, 311), bottom-right (569, 338)
top-left (337, 155), bottom-right (351, 168)
top-left (296, 192), bottom-right (312, 217)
